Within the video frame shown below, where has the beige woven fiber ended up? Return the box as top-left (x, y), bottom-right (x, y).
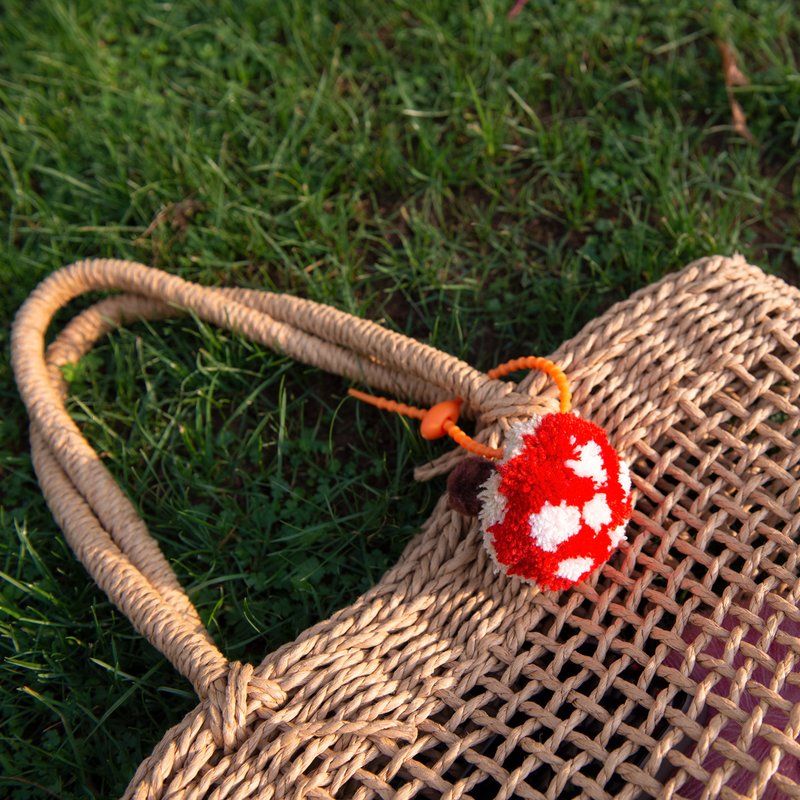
top-left (10, 254), bottom-right (800, 799)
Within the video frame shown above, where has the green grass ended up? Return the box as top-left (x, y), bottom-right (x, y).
top-left (1, 0), bottom-right (799, 796)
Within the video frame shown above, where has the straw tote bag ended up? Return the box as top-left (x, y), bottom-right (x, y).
top-left (11, 254), bottom-right (800, 800)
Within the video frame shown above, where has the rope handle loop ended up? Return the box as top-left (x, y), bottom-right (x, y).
top-left (11, 258), bottom-right (542, 705)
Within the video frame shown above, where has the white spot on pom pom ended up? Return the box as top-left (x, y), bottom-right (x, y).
top-left (607, 525), bottom-right (627, 548)
top-left (566, 440), bottom-right (607, 488)
top-left (500, 416), bottom-right (542, 464)
top-left (582, 493), bottom-right (611, 532)
top-left (478, 470), bottom-right (507, 529)
top-left (556, 556), bottom-right (595, 582)
top-left (619, 461), bottom-right (631, 498)
top-left (529, 500), bottom-right (582, 552)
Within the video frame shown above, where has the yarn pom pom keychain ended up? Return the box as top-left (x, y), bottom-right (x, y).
top-left (349, 357), bottom-right (633, 592)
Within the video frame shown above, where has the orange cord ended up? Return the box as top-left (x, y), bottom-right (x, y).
top-left (442, 420), bottom-right (503, 460)
top-left (347, 388), bottom-right (427, 421)
top-left (348, 356), bottom-right (571, 460)
top-left (488, 356), bottom-right (572, 414)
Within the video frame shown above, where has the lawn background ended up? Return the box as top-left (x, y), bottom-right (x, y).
top-left (1, 1), bottom-right (799, 797)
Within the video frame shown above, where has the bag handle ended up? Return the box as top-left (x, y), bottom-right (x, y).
top-left (11, 259), bottom-right (549, 729)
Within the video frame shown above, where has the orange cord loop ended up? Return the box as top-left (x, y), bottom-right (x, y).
top-left (348, 355), bottom-right (571, 460)
top-left (487, 356), bottom-right (571, 414)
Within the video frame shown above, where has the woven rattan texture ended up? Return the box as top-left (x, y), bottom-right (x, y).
top-left (11, 255), bottom-right (800, 799)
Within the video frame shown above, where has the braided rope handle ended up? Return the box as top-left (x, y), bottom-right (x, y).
top-left (11, 259), bottom-right (537, 707)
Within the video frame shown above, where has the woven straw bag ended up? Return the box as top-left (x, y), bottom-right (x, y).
top-left (11, 254), bottom-right (800, 799)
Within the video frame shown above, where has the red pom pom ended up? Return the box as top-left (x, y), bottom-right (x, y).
top-left (478, 413), bottom-right (632, 590)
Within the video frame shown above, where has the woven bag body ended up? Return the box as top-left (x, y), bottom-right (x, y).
top-left (11, 254), bottom-right (800, 799)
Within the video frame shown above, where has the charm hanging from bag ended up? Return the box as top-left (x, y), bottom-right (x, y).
top-left (349, 356), bottom-right (633, 591)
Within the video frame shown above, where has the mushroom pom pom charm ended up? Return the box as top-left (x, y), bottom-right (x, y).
top-left (349, 356), bottom-right (633, 592)
top-left (472, 413), bottom-right (632, 590)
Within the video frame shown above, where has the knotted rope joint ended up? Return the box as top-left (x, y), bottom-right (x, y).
top-left (202, 661), bottom-right (288, 753)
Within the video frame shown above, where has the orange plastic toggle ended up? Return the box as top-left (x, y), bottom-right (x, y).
top-left (420, 399), bottom-right (462, 440)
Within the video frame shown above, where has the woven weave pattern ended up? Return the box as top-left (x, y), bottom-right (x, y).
top-left (11, 255), bottom-right (800, 799)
